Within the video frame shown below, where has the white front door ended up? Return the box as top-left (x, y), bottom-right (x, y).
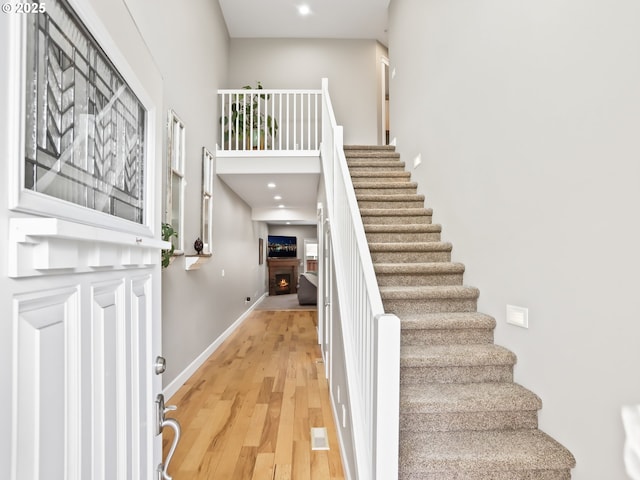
top-left (0, 1), bottom-right (167, 478)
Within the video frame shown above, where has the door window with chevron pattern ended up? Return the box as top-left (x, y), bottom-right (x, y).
top-left (23, 0), bottom-right (146, 224)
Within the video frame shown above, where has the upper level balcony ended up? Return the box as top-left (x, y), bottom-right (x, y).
top-left (216, 85), bottom-right (323, 224)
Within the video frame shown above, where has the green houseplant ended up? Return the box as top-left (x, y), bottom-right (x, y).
top-left (220, 82), bottom-right (279, 150)
top-left (161, 222), bottom-right (177, 268)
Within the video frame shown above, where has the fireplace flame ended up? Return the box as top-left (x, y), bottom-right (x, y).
top-left (279, 278), bottom-right (289, 288)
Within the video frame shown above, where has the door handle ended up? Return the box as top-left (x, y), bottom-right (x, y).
top-left (157, 418), bottom-right (181, 480)
top-left (156, 394), bottom-right (181, 480)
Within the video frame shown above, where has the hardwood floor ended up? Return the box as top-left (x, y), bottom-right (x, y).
top-left (163, 310), bottom-right (345, 479)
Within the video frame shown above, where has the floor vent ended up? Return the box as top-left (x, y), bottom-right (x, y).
top-left (311, 427), bottom-right (330, 450)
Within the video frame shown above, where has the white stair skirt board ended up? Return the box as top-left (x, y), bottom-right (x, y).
top-left (311, 427), bottom-right (330, 451)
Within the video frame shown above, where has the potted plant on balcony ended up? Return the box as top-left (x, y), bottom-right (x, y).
top-left (220, 82), bottom-right (279, 150)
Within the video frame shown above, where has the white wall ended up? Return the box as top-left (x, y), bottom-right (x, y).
top-left (228, 38), bottom-right (381, 145)
top-left (125, 0), bottom-right (269, 386)
top-left (388, 1), bottom-right (640, 478)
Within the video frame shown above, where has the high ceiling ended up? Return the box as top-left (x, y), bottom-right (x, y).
top-left (216, 0), bottom-right (390, 225)
top-left (218, 0), bottom-right (390, 46)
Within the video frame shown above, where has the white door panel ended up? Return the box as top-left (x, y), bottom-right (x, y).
top-left (130, 276), bottom-right (151, 480)
top-left (13, 287), bottom-right (77, 480)
top-left (91, 281), bottom-right (123, 480)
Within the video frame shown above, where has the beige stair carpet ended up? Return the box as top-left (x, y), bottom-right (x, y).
top-left (345, 144), bottom-right (575, 479)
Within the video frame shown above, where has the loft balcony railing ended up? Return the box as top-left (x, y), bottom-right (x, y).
top-left (217, 87), bottom-right (322, 156)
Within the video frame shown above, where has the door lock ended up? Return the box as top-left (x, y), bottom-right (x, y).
top-left (154, 356), bottom-right (166, 375)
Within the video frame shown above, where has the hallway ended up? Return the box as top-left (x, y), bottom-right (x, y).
top-left (163, 309), bottom-right (345, 479)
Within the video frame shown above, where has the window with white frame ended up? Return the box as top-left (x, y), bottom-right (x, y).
top-left (201, 148), bottom-right (214, 254)
top-left (167, 110), bottom-right (185, 252)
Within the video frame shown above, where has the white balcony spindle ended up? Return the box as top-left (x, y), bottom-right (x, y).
top-left (307, 93), bottom-right (311, 151)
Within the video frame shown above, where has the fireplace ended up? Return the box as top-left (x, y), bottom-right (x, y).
top-left (267, 258), bottom-right (298, 296)
top-left (275, 273), bottom-right (291, 295)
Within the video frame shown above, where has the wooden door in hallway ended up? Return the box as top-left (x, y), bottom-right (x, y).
top-left (162, 310), bottom-right (345, 479)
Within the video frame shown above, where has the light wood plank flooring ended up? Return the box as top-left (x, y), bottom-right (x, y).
top-left (163, 309), bottom-right (345, 479)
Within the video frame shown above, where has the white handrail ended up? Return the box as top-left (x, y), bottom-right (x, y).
top-left (320, 78), bottom-right (400, 480)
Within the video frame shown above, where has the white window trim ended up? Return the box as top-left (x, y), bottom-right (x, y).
top-left (201, 147), bottom-right (214, 255)
top-left (5, 0), bottom-right (158, 239)
top-left (166, 110), bottom-right (186, 253)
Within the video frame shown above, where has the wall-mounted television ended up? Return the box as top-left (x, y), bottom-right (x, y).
top-left (268, 235), bottom-right (297, 258)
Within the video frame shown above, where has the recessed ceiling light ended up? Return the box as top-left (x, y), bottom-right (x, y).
top-left (298, 4), bottom-right (311, 16)
top-left (286, 222), bottom-right (291, 225)
top-left (274, 195), bottom-right (282, 200)
top-left (278, 204), bottom-right (285, 208)
top-left (267, 182), bottom-right (276, 188)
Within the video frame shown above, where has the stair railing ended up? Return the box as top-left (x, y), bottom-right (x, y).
top-left (320, 78), bottom-right (401, 480)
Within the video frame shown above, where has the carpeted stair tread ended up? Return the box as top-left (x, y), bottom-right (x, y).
top-left (381, 286), bottom-right (480, 317)
top-left (365, 224), bottom-right (441, 234)
top-left (399, 430), bottom-right (576, 475)
top-left (366, 224), bottom-right (443, 243)
top-left (381, 285), bottom-right (479, 300)
top-left (356, 193), bottom-right (424, 204)
top-left (358, 194), bottom-right (425, 209)
top-left (370, 242), bottom-right (451, 252)
top-left (400, 312), bottom-right (496, 346)
top-left (353, 181), bottom-right (418, 189)
top-left (362, 207), bottom-right (432, 215)
top-left (400, 312), bottom-right (496, 331)
top-left (375, 262), bottom-right (465, 286)
top-left (348, 159), bottom-right (405, 167)
top-left (350, 171), bottom-right (412, 181)
top-left (375, 262), bottom-right (464, 275)
top-left (345, 149), bottom-right (400, 159)
top-left (344, 144), bottom-right (396, 151)
top-left (401, 344), bottom-right (516, 368)
top-left (357, 193), bottom-right (425, 202)
top-left (400, 382), bottom-right (541, 414)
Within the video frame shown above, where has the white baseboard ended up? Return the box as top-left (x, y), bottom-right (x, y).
top-left (163, 292), bottom-right (267, 400)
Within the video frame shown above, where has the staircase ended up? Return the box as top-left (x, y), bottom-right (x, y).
top-left (345, 145), bottom-right (575, 480)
